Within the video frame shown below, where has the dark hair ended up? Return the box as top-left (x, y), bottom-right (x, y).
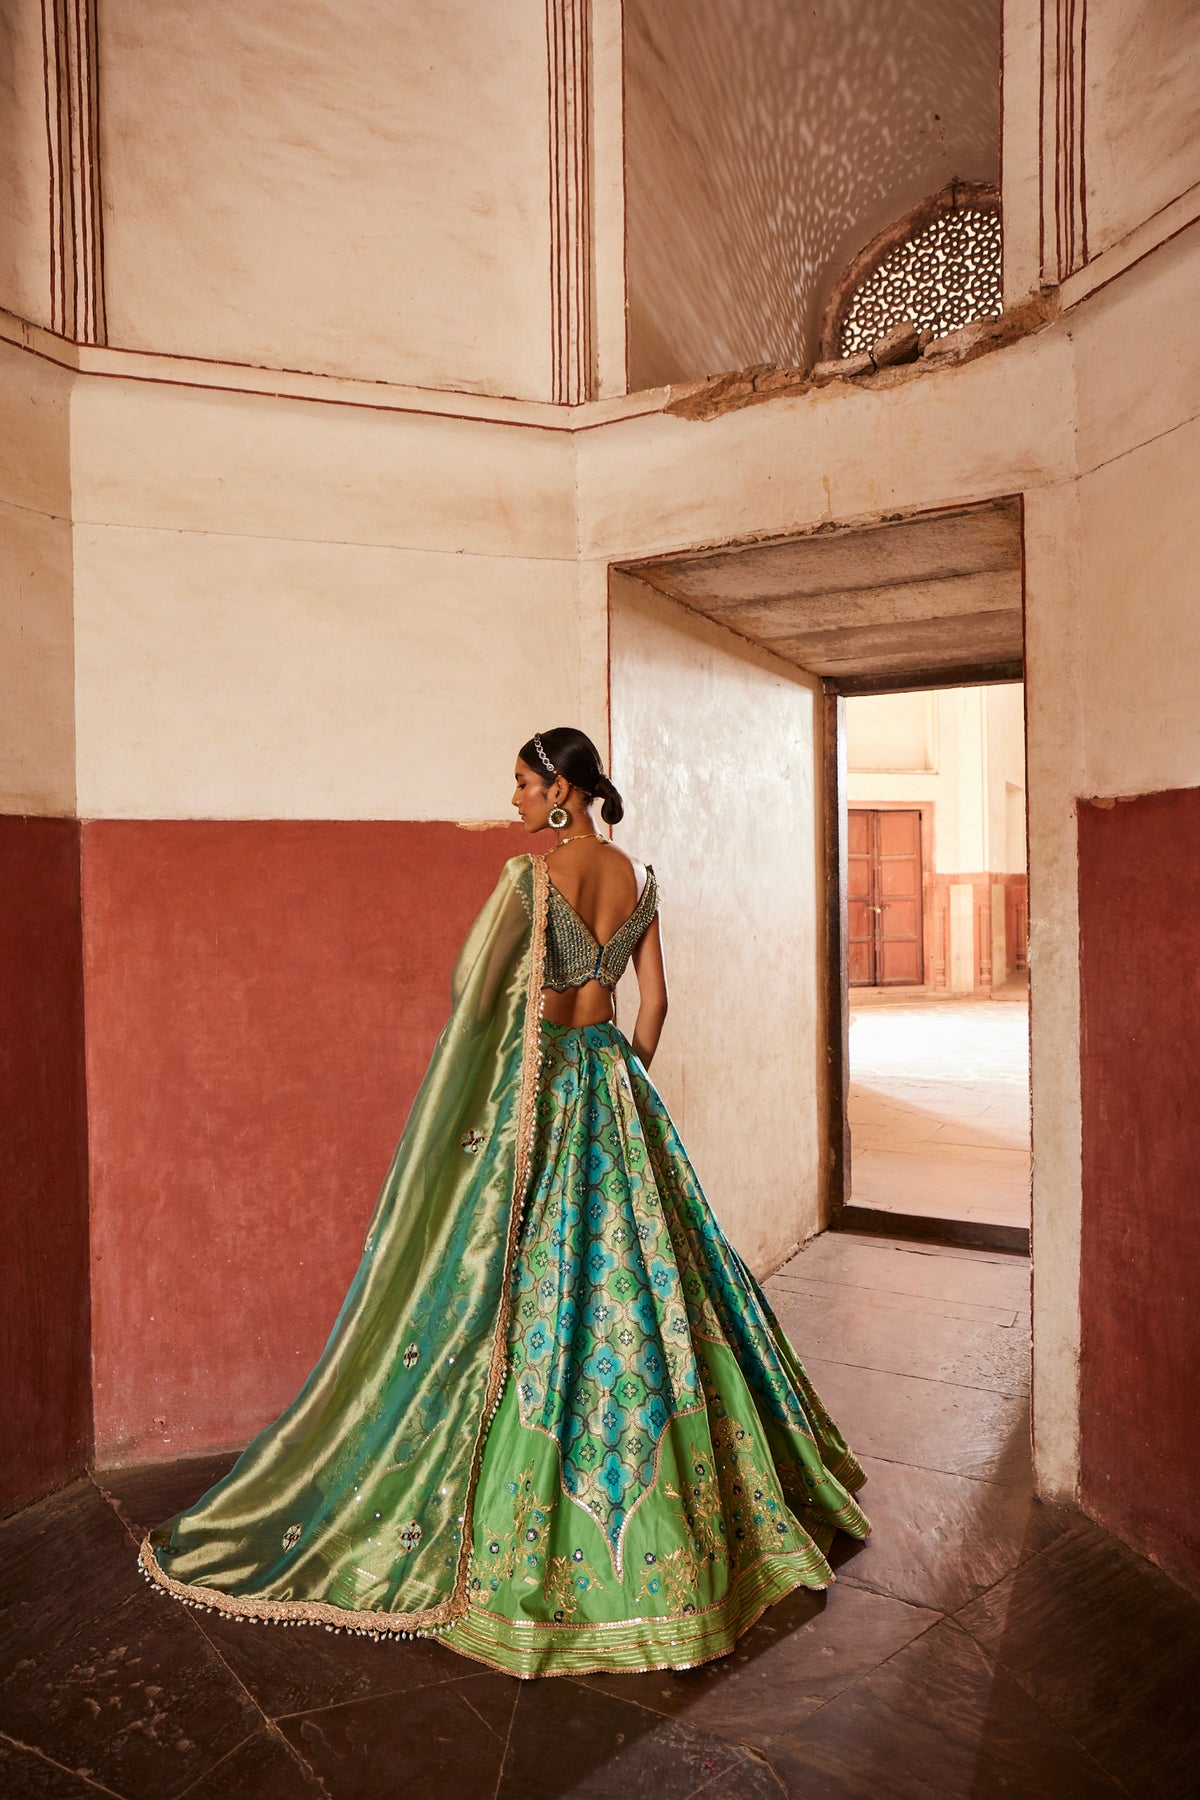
top-left (518, 726), bottom-right (625, 826)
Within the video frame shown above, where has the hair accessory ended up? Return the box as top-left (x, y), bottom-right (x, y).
top-left (532, 734), bottom-right (557, 776)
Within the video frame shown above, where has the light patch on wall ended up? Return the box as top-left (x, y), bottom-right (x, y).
top-left (624, 0), bottom-right (1001, 384)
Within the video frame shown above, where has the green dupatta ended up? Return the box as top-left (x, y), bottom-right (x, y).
top-left (140, 853), bottom-right (549, 1637)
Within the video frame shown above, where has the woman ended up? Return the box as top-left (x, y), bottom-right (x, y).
top-left (141, 727), bottom-right (869, 1676)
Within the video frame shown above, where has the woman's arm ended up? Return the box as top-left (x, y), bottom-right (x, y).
top-left (629, 914), bottom-right (668, 1067)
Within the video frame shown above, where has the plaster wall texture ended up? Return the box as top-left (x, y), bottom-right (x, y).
top-left (999, 0), bottom-right (1043, 302)
top-left (985, 684), bottom-right (1027, 874)
top-left (609, 573), bottom-right (825, 1276)
top-left (1022, 479), bottom-right (1085, 1500)
top-left (576, 331), bottom-right (1078, 563)
top-left (1082, 0), bottom-right (1200, 261)
top-left (98, 0), bottom-right (554, 397)
top-left (0, 341), bottom-right (74, 815)
top-left (0, 3), bottom-right (52, 329)
top-left (1069, 229), bottom-right (1200, 800)
top-left (72, 529), bottom-right (585, 823)
top-left (623, 0), bottom-right (1001, 385)
top-left (845, 691), bottom-right (935, 775)
top-left (66, 374), bottom-right (591, 821)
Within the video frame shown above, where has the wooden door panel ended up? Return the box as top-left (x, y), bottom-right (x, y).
top-left (878, 810), bottom-right (920, 854)
top-left (879, 937), bottom-right (922, 983)
top-left (848, 808), bottom-right (924, 988)
top-left (848, 810), bottom-right (876, 986)
top-left (880, 859), bottom-right (920, 897)
top-left (881, 898), bottom-right (919, 937)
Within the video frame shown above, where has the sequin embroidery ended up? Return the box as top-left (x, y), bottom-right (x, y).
top-left (542, 867), bottom-right (658, 992)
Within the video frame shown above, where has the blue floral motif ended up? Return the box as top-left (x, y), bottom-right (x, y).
top-left (597, 1451), bottom-right (636, 1506)
top-left (582, 1346), bottom-right (620, 1388)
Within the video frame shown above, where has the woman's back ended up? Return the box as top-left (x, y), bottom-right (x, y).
top-left (548, 841), bottom-right (645, 942)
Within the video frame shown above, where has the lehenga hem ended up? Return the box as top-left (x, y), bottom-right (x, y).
top-left (136, 1536), bottom-right (454, 1639)
top-left (443, 1543), bottom-right (841, 1679)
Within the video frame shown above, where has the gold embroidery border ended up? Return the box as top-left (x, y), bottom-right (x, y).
top-left (469, 1536), bottom-right (840, 1635)
top-left (140, 854), bottom-right (551, 1640)
top-left (447, 1542), bottom-right (845, 1678)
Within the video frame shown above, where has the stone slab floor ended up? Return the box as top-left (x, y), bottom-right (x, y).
top-left (848, 1000), bottom-right (1031, 1229)
top-left (4, 1233), bottom-right (1199, 1799)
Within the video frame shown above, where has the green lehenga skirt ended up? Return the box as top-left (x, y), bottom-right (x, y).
top-left (446, 1020), bottom-right (869, 1676)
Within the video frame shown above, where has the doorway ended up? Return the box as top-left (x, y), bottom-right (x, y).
top-left (612, 495), bottom-right (1031, 1256)
top-left (830, 678), bottom-right (1032, 1254)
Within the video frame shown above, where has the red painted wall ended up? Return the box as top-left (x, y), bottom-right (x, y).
top-left (0, 817), bottom-right (91, 1513)
top-left (1078, 788), bottom-right (1200, 1594)
top-left (82, 820), bottom-right (530, 1464)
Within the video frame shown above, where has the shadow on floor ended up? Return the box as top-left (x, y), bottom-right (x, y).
top-left (3, 1234), bottom-right (1199, 1799)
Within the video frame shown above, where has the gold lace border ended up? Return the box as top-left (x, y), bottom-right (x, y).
top-left (137, 1536), bottom-right (456, 1637)
top-left (447, 1543), bottom-right (840, 1678)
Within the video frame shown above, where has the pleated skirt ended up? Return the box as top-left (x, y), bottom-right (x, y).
top-left (445, 1020), bottom-right (870, 1677)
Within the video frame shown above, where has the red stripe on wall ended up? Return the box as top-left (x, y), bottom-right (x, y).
top-left (1078, 787), bottom-right (1200, 1594)
top-left (82, 819), bottom-right (532, 1465)
top-left (0, 816), bottom-right (91, 1513)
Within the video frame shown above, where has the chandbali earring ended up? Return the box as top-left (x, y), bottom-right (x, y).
top-left (548, 804), bottom-right (569, 829)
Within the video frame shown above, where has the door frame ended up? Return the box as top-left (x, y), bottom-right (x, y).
top-left (822, 662), bottom-right (1031, 1255)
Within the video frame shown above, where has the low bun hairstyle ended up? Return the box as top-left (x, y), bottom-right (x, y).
top-left (519, 726), bottom-right (625, 827)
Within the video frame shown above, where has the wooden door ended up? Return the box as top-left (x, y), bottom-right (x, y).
top-left (847, 809), bottom-right (924, 986)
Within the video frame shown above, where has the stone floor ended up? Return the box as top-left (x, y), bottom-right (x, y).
top-left (4, 1232), bottom-right (1200, 1799)
top-left (848, 999), bottom-right (1032, 1229)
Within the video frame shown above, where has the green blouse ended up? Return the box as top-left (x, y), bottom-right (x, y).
top-left (543, 866), bottom-right (658, 992)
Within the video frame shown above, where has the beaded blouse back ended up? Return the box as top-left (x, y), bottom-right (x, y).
top-left (543, 865), bottom-right (657, 992)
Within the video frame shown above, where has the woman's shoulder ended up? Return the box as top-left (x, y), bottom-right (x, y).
top-left (602, 843), bottom-right (655, 899)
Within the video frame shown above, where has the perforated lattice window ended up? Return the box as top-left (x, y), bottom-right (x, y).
top-left (839, 207), bottom-right (1002, 357)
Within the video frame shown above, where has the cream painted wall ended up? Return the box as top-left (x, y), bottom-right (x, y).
top-left (576, 333), bottom-right (1078, 561)
top-left (623, 0), bottom-right (1001, 385)
top-left (1070, 227), bottom-right (1200, 799)
top-left (0, 3), bottom-right (52, 328)
top-left (986, 684), bottom-right (1026, 873)
top-left (72, 531), bottom-right (584, 822)
top-left (0, 341), bottom-right (74, 814)
top-left (845, 691), bottom-right (934, 773)
top-left (609, 572), bottom-right (826, 1277)
top-left (1083, 0), bottom-right (1200, 261)
top-left (66, 373), bottom-right (596, 820)
top-left (98, 0), bottom-right (554, 398)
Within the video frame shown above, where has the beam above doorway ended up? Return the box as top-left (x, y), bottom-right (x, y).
top-left (618, 498), bottom-right (1024, 681)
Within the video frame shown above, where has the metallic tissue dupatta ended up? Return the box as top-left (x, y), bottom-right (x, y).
top-left (140, 854), bottom-right (550, 1637)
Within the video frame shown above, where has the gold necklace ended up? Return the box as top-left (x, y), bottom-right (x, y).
top-left (547, 832), bottom-right (603, 854)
